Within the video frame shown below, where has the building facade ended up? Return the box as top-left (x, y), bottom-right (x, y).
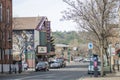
top-left (55, 44), bottom-right (70, 61)
top-left (12, 17), bottom-right (53, 68)
top-left (0, 0), bottom-right (12, 73)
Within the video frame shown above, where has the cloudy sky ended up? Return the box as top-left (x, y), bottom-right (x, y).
top-left (13, 0), bottom-right (77, 32)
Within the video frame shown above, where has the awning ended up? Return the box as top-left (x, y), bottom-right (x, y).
top-left (36, 52), bottom-right (55, 56)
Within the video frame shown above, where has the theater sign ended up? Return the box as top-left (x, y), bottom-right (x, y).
top-left (37, 46), bottom-right (47, 54)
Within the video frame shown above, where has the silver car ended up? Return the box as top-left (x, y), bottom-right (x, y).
top-left (49, 61), bottom-right (61, 68)
top-left (35, 61), bottom-right (49, 71)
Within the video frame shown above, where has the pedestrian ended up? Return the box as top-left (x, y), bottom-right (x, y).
top-left (94, 60), bottom-right (98, 77)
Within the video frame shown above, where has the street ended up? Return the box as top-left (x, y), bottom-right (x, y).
top-left (0, 62), bottom-right (89, 80)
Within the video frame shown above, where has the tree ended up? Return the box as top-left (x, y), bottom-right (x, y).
top-left (62, 0), bottom-right (119, 76)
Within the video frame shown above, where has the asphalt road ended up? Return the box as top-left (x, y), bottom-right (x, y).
top-left (0, 62), bottom-right (89, 80)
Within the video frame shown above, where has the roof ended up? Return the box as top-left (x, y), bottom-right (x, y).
top-left (55, 44), bottom-right (69, 47)
top-left (13, 17), bottom-right (48, 30)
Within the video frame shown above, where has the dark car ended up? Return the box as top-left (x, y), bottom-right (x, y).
top-left (35, 61), bottom-right (49, 71)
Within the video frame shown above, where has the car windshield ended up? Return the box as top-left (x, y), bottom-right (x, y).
top-left (37, 62), bottom-right (46, 66)
top-left (90, 61), bottom-right (101, 66)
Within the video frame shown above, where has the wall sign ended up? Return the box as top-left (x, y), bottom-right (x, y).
top-left (37, 46), bottom-right (47, 53)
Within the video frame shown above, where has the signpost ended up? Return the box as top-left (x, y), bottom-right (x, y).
top-left (88, 42), bottom-right (93, 49)
top-left (88, 42), bottom-right (93, 77)
top-left (88, 42), bottom-right (93, 58)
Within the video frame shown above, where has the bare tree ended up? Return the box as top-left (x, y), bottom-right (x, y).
top-left (62, 0), bottom-right (119, 76)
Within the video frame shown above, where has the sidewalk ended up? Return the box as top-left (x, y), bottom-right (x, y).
top-left (0, 68), bottom-right (34, 77)
top-left (83, 71), bottom-right (120, 80)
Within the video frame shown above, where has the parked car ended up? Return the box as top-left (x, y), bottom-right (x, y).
top-left (49, 60), bottom-right (61, 68)
top-left (35, 61), bottom-right (49, 71)
top-left (74, 57), bottom-right (83, 62)
top-left (88, 61), bottom-right (101, 74)
top-left (56, 58), bottom-right (66, 68)
top-left (83, 58), bottom-right (90, 62)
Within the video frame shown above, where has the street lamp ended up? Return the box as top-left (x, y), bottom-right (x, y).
top-left (109, 43), bottom-right (112, 73)
top-left (68, 48), bottom-right (71, 63)
top-left (61, 48), bottom-right (64, 57)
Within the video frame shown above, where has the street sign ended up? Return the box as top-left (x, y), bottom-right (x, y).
top-left (107, 47), bottom-right (115, 56)
top-left (88, 42), bottom-right (93, 49)
top-left (37, 46), bottom-right (47, 53)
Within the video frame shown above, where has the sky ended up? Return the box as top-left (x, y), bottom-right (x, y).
top-left (13, 0), bottom-right (77, 32)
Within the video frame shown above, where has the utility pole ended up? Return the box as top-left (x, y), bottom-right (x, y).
top-left (109, 44), bottom-right (112, 73)
top-left (118, 4), bottom-right (120, 71)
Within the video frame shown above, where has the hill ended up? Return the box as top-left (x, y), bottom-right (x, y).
top-left (52, 31), bottom-right (83, 45)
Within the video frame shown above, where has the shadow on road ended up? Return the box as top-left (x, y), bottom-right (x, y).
top-left (66, 64), bottom-right (88, 69)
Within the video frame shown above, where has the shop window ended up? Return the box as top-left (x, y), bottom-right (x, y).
top-left (7, 8), bottom-right (10, 23)
top-left (0, 49), bottom-right (1, 60)
top-left (0, 3), bottom-right (2, 22)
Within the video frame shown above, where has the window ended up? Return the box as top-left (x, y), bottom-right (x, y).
top-left (0, 3), bottom-right (2, 22)
top-left (7, 9), bottom-right (10, 23)
top-left (0, 49), bottom-right (2, 60)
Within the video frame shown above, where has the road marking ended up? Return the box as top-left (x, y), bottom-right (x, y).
top-left (16, 74), bottom-right (45, 80)
top-left (16, 73), bottom-right (56, 80)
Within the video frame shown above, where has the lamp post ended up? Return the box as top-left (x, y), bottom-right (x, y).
top-left (118, 2), bottom-right (120, 72)
top-left (68, 49), bottom-right (71, 63)
top-left (109, 43), bottom-right (112, 73)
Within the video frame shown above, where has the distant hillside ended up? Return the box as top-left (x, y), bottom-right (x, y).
top-left (52, 31), bottom-right (83, 45)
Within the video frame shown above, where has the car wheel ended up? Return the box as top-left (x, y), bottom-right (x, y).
top-left (35, 69), bottom-right (38, 72)
top-left (88, 71), bottom-right (90, 74)
top-left (88, 72), bottom-right (90, 74)
top-left (45, 68), bottom-right (47, 71)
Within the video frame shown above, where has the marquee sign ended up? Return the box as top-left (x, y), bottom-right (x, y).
top-left (37, 46), bottom-right (47, 53)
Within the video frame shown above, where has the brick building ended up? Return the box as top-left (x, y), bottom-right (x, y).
top-left (0, 0), bottom-right (12, 73)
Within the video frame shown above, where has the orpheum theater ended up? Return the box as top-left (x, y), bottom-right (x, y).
top-left (0, 0), bottom-right (13, 73)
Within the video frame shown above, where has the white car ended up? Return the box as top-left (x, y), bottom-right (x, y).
top-left (49, 61), bottom-right (61, 68)
top-left (88, 61), bottom-right (101, 74)
top-left (83, 58), bottom-right (90, 62)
